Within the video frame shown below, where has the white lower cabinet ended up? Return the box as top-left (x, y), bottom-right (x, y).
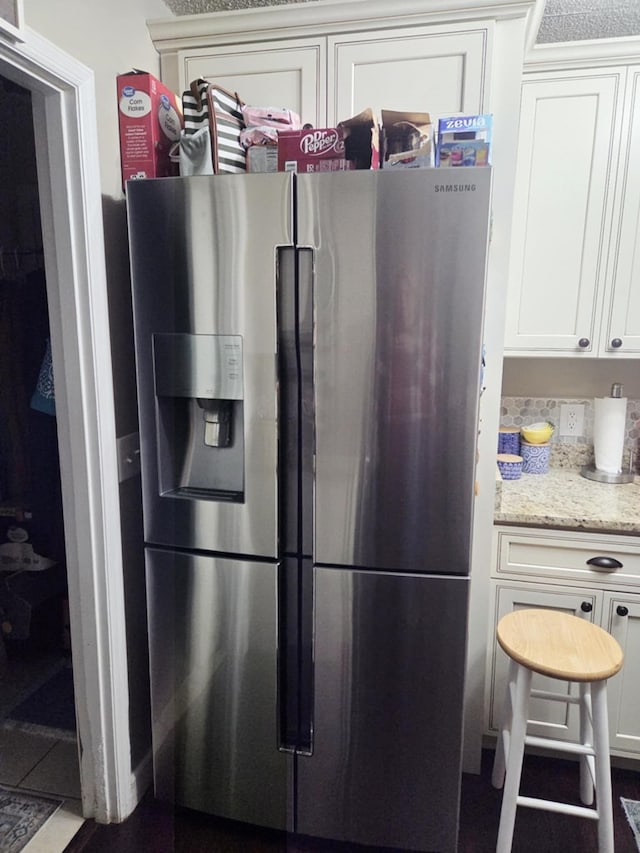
top-left (487, 527), bottom-right (640, 761)
top-left (603, 593), bottom-right (640, 754)
top-left (487, 580), bottom-right (599, 745)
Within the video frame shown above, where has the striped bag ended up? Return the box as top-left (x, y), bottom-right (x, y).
top-left (207, 85), bottom-right (246, 174)
top-left (181, 79), bottom-right (211, 136)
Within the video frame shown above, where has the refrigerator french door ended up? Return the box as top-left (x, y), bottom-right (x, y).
top-left (127, 168), bottom-right (491, 853)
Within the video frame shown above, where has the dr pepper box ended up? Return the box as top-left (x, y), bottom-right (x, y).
top-left (277, 109), bottom-right (379, 172)
top-left (117, 70), bottom-right (183, 188)
top-left (278, 127), bottom-right (354, 173)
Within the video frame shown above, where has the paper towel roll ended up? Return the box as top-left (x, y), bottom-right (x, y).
top-left (593, 396), bottom-right (627, 474)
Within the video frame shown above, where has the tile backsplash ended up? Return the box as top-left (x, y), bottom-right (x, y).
top-left (500, 397), bottom-right (640, 470)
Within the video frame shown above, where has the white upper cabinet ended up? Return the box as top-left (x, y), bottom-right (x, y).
top-left (504, 69), bottom-right (622, 355)
top-left (327, 25), bottom-right (489, 125)
top-left (173, 23), bottom-right (490, 132)
top-left (175, 39), bottom-right (327, 128)
top-left (504, 52), bottom-right (640, 358)
top-left (148, 1), bottom-right (527, 133)
top-left (604, 67), bottom-right (640, 355)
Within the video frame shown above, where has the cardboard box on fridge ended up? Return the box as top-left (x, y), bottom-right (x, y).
top-left (277, 109), bottom-right (379, 173)
top-left (381, 110), bottom-right (433, 169)
top-left (116, 70), bottom-right (183, 188)
top-left (339, 109), bottom-right (380, 170)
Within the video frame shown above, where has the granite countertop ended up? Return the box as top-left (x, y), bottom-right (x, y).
top-left (494, 467), bottom-right (640, 534)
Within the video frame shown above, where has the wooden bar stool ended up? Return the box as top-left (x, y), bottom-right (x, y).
top-left (491, 608), bottom-right (623, 853)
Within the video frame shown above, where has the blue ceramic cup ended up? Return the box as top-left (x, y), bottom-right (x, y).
top-left (498, 427), bottom-right (520, 456)
top-left (520, 441), bottom-right (550, 474)
top-left (497, 453), bottom-right (523, 480)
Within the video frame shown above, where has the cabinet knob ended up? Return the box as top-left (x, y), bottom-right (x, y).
top-left (586, 556), bottom-right (623, 571)
top-left (616, 605), bottom-right (629, 617)
top-left (611, 338), bottom-right (623, 349)
top-left (581, 601), bottom-right (593, 613)
top-left (578, 338), bottom-right (590, 349)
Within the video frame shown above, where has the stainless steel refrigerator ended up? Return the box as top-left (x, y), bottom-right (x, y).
top-left (126, 167), bottom-right (491, 853)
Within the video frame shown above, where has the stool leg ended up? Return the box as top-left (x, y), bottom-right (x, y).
top-left (579, 683), bottom-right (594, 806)
top-left (492, 657), bottom-right (518, 789)
top-left (592, 680), bottom-right (614, 853)
top-left (496, 662), bottom-right (532, 853)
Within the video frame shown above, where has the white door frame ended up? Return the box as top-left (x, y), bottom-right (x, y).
top-left (0, 26), bottom-right (134, 823)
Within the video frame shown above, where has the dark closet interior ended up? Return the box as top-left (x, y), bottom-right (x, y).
top-left (0, 73), bottom-right (75, 733)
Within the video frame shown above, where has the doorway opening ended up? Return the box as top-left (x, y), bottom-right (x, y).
top-left (0, 73), bottom-right (79, 800)
top-left (0, 26), bottom-right (136, 825)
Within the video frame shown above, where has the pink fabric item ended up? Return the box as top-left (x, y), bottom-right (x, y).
top-left (241, 105), bottom-right (301, 129)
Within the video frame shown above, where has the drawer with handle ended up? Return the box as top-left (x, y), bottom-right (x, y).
top-left (494, 527), bottom-right (640, 587)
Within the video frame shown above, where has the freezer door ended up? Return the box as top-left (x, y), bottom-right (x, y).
top-left (145, 548), bottom-right (291, 829)
top-left (297, 169), bottom-right (491, 574)
top-left (296, 568), bottom-right (468, 852)
top-left (127, 173), bottom-right (294, 557)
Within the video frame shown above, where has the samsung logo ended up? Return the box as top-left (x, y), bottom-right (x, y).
top-left (434, 183), bottom-right (477, 193)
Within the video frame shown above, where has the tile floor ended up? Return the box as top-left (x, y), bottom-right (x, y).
top-left (1, 643), bottom-right (85, 853)
top-left (0, 726), bottom-right (84, 852)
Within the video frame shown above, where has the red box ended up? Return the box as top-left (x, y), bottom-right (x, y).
top-left (277, 127), bottom-right (354, 173)
top-left (277, 110), bottom-right (379, 173)
top-left (116, 70), bottom-right (183, 188)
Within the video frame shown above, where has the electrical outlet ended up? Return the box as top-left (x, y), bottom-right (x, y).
top-left (559, 404), bottom-right (585, 437)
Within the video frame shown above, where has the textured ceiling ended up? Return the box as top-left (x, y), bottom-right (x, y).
top-left (160, 0), bottom-right (640, 42)
top-left (537, 0), bottom-right (640, 42)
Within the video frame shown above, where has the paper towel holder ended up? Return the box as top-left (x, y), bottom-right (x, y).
top-left (581, 382), bottom-right (634, 484)
top-left (581, 465), bottom-right (634, 484)
top-left (581, 448), bottom-right (635, 484)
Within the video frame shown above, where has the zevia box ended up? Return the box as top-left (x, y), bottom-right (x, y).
top-left (117, 70), bottom-right (182, 188)
top-left (436, 114), bottom-right (492, 167)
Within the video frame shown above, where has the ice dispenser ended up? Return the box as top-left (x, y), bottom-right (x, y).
top-left (153, 333), bottom-right (244, 499)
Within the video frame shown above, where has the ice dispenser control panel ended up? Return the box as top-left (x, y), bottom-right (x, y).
top-left (152, 333), bottom-right (245, 499)
top-left (153, 333), bottom-right (243, 401)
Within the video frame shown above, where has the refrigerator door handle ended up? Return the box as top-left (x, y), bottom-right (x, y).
top-left (296, 247), bottom-right (314, 559)
top-left (277, 557), bottom-right (314, 756)
top-left (274, 243), bottom-right (314, 558)
top-left (275, 246), bottom-right (315, 756)
top-left (295, 248), bottom-right (315, 756)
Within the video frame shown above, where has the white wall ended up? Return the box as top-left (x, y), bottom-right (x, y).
top-left (24, 0), bottom-right (172, 199)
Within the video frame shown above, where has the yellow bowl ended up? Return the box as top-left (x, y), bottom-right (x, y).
top-left (520, 422), bottom-right (554, 444)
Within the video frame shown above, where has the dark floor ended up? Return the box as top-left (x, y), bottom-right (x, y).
top-left (64, 749), bottom-right (640, 853)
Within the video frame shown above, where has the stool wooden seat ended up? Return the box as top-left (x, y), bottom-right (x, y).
top-left (492, 608), bottom-right (624, 853)
top-left (497, 608), bottom-right (623, 682)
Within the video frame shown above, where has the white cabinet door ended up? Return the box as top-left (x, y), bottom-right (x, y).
top-left (603, 593), bottom-right (640, 756)
top-left (604, 66), bottom-right (640, 355)
top-left (504, 69), bottom-right (624, 355)
top-left (487, 581), bottom-right (600, 743)
top-left (328, 24), bottom-right (490, 126)
top-left (178, 39), bottom-right (327, 128)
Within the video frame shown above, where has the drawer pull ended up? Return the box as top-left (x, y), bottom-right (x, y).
top-left (616, 605), bottom-right (629, 618)
top-left (581, 601), bottom-right (593, 613)
top-left (586, 556), bottom-right (623, 571)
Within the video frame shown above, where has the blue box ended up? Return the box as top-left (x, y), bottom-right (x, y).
top-left (436, 114), bottom-right (492, 167)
